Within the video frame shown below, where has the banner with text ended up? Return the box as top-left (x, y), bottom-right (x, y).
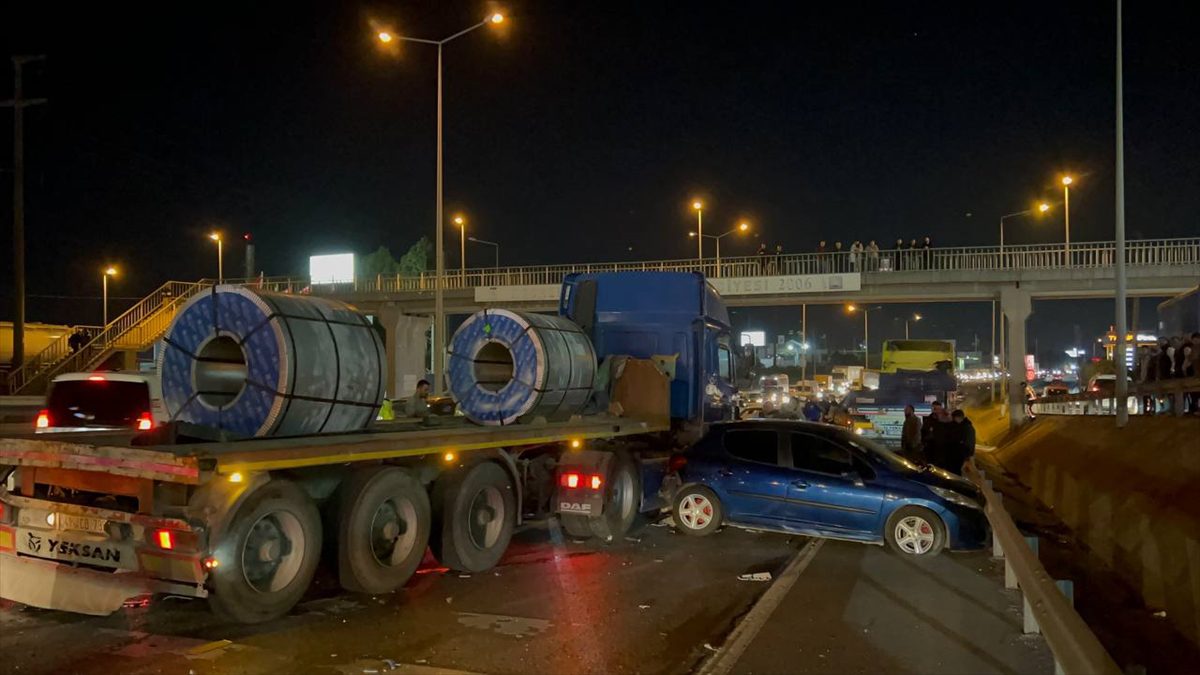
top-left (710, 273), bottom-right (862, 296)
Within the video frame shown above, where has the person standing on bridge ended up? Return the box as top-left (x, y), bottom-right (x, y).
top-left (757, 243), bottom-right (769, 274)
top-left (833, 241), bottom-right (844, 272)
top-left (866, 240), bottom-right (880, 271)
top-left (850, 241), bottom-right (863, 272)
top-left (894, 238), bottom-right (906, 270)
top-left (772, 244), bottom-right (784, 274)
top-left (817, 240), bottom-right (828, 273)
top-left (901, 404), bottom-right (923, 461)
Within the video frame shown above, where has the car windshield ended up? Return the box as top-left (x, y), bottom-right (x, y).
top-left (46, 379), bottom-right (150, 427)
top-left (840, 431), bottom-right (920, 473)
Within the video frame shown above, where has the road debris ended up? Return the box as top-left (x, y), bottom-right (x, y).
top-left (737, 572), bottom-right (773, 581)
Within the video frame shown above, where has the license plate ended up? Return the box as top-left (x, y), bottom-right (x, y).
top-left (56, 513), bottom-right (108, 535)
top-left (16, 529), bottom-right (133, 570)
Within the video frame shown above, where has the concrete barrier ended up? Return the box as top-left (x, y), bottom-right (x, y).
top-left (988, 415), bottom-right (1200, 648)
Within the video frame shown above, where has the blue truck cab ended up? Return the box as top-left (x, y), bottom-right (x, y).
top-left (559, 271), bottom-right (738, 428)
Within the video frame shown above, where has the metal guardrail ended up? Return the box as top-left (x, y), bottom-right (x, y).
top-left (5, 281), bottom-right (210, 394)
top-left (1034, 377), bottom-right (1200, 416)
top-left (216, 237), bottom-right (1200, 296)
top-left (964, 461), bottom-right (1121, 675)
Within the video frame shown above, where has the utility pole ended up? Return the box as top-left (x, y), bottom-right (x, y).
top-left (3, 55), bottom-right (47, 371)
top-left (1114, 0), bottom-right (1130, 426)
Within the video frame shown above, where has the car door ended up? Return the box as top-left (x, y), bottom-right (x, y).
top-left (710, 428), bottom-right (791, 523)
top-left (783, 432), bottom-right (885, 535)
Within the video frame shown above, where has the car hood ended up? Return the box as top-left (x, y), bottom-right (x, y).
top-left (905, 464), bottom-right (982, 502)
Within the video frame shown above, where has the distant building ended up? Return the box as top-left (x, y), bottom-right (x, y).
top-left (1100, 327), bottom-right (1158, 370)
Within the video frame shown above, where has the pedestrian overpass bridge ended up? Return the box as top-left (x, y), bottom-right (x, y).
top-left (6, 238), bottom-right (1197, 396)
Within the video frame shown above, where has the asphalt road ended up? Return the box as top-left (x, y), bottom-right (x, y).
top-left (0, 519), bottom-right (1052, 675)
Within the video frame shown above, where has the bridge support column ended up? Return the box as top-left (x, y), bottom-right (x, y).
top-left (376, 307), bottom-right (433, 400)
top-left (1000, 287), bottom-right (1032, 427)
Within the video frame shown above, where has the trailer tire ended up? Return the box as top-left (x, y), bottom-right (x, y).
top-left (335, 467), bottom-right (431, 594)
top-left (431, 461), bottom-right (515, 572)
top-left (587, 451), bottom-right (641, 542)
top-left (207, 479), bottom-right (322, 624)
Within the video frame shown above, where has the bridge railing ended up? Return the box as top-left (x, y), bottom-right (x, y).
top-left (1033, 376), bottom-right (1200, 416)
top-left (197, 238), bottom-right (1200, 297)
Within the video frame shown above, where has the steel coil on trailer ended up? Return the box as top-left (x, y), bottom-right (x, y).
top-left (159, 286), bottom-right (385, 437)
top-left (447, 309), bottom-right (596, 425)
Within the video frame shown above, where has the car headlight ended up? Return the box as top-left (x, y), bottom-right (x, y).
top-left (928, 486), bottom-right (982, 510)
top-left (781, 395), bottom-right (791, 404)
top-left (853, 427), bottom-right (864, 435)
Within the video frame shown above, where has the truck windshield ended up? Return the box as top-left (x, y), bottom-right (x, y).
top-left (46, 379), bottom-right (150, 428)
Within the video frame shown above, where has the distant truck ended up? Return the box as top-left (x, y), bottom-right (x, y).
top-left (845, 340), bottom-right (957, 444)
top-left (0, 272), bottom-right (737, 624)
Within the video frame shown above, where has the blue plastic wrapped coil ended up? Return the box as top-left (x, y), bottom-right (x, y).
top-left (159, 286), bottom-right (385, 437)
top-left (447, 309), bottom-right (596, 426)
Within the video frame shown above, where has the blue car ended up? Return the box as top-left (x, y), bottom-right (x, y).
top-left (669, 420), bottom-right (988, 556)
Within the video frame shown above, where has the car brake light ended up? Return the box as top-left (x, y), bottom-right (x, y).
top-left (35, 410), bottom-right (50, 429)
top-left (155, 529), bottom-right (175, 550)
top-left (590, 475), bottom-right (603, 490)
top-left (87, 375), bottom-right (106, 382)
top-left (668, 454), bottom-right (687, 473)
top-left (137, 412), bottom-right (154, 430)
top-left (560, 472), bottom-right (581, 489)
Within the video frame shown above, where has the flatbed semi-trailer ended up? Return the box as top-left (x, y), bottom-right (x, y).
top-left (0, 413), bottom-right (669, 622)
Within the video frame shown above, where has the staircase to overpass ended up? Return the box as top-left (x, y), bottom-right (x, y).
top-left (6, 238), bottom-right (1197, 396)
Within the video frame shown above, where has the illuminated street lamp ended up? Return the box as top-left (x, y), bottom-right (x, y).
top-left (375, 13), bottom-right (506, 394)
top-left (453, 215), bottom-right (466, 277)
top-left (846, 304), bottom-right (880, 368)
top-left (102, 266), bottom-right (118, 327)
top-left (999, 202), bottom-right (1051, 261)
top-left (691, 200), bottom-right (704, 260)
top-left (1061, 175), bottom-right (1074, 255)
top-left (689, 221), bottom-right (750, 276)
top-left (906, 313), bottom-right (922, 339)
top-left (209, 232), bottom-right (223, 283)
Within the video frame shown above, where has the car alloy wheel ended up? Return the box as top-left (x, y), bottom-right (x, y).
top-left (894, 515), bottom-right (936, 555)
top-left (678, 494), bottom-right (715, 530)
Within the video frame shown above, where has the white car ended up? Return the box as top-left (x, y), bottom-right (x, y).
top-left (36, 372), bottom-right (166, 433)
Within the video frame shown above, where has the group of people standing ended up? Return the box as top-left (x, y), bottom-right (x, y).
top-left (1135, 332), bottom-right (1200, 414)
top-left (900, 401), bottom-right (975, 475)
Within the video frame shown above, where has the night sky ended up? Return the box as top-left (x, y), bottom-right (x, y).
top-left (2, 1), bottom-right (1197, 361)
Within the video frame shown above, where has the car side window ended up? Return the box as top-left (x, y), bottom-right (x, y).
top-left (790, 433), bottom-right (854, 476)
top-left (723, 429), bottom-right (780, 466)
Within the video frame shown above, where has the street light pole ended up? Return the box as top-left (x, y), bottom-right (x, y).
top-left (1061, 175), bottom-right (1074, 258)
top-left (801, 303), bottom-right (807, 383)
top-left (691, 200), bottom-right (704, 260)
top-left (380, 14), bottom-right (504, 395)
top-left (453, 215), bottom-right (466, 277)
top-left (1114, 0), bottom-right (1129, 426)
top-left (209, 232), bottom-right (223, 283)
top-left (999, 203), bottom-right (1050, 265)
top-left (102, 267), bottom-right (117, 326)
top-left (4, 55), bottom-right (47, 370)
top-left (468, 236), bottom-right (499, 267)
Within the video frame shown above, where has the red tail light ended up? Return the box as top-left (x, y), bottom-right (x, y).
top-left (137, 412), bottom-right (154, 430)
top-left (0, 501), bottom-right (8, 524)
top-left (589, 475), bottom-right (603, 490)
top-left (668, 454), bottom-right (688, 473)
top-left (154, 529), bottom-right (175, 550)
top-left (35, 410), bottom-right (50, 429)
top-left (560, 472), bottom-right (581, 489)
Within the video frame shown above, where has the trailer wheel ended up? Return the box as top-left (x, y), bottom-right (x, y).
top-left (432, 461), bottom-right (516, 572)
top-left (335, 467), bottom-right (431, 594)
top-left (587, 451), bottom-right (641, 542)
top-left (207, 479), bottom-right (321, 624)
